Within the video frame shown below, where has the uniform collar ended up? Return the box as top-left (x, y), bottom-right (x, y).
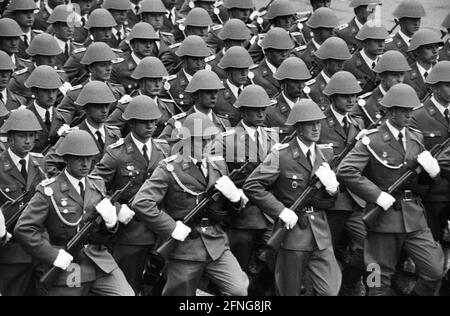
top-left (7, 148), bottom-right (29, 172)
top-left (320, 70), bottom-right (331, 83)
top-left (379, 84), bottom-right (388, 96)
top-left (354, 16), bottom-right (364, 30)
top-left (265, 59), bottom-right (278, 74)
top-left (431, 96), bottom-right (450, 116)
top-left (241, 120), bottom-right (262, 142)
top-left (10, 54), bottom-right (16, 66)
top-left (312, 38), bottom-right (321, 50)
top-left (45, 4), bottom-right (54, 14)
top-left (226, 79), bottom-right (243, 98)
top-left (1, 89), bottom-right (7, 102)
top-left (64, 169), bottom-right (86, 194)
top-left (183, 69), bottom-right (194, 82)
top-left (330, 105), bottom-right (350, 126)
top-left (282, 91), bottom-right (298, 109)
top-left (296, 138), bottom-right (316, 162)
top-left (386, 119), bottom-right (406, 141)
top-left (398, 30), bottom-right (412, 46)
top-left (360, 49), bottom-right (378, 69)
top-left (131, 52), bottom-right (142, 65)
top-left (53, 35), bottom-right (69, 51)
top-left (85, 120), bottom-right (105, 140)
top-left (416, 62), bottom-right (432, 80)
top-left (193, 106), bottom-right (213, 121)
top-left (33, 101), bottom-right (53, 121)
top-left (130, 133), bottom-right (152, 154)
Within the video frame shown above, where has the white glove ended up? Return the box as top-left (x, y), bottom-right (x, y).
top-left (171, 221), bottom-right (191, 242)
top-left (279, 208), bottom-right (298, 230)
top-left (119, 94), bottom-right (132, 104)
top-left (215, 176), bottom-right (241, 203)
top-left (59, 82), bottom-right (72, 96)
top-left (57, 124), bottom-right (71, 137)
top-left (417, 151), bottom-right (440, 178)
top-left (53, 249), bottom-right (73, 270)
top-left (315, 163), bottom-right (339, 195)
top-left (118, 204), bottom-right (135, 225)
top-left (356, 129), bottom-right (369, 141)
top-left (0, 211), bottom-right (6, 239)
top-left (96, 198), bottom-right (118, 228)
top-left (376, 192), bottom-right (396, 211)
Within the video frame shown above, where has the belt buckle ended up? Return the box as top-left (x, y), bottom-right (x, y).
top-left (403, 190), bottom-right (413, 201)
top-left (305, 206), bottom-right (314, 214)
top-left (200, 218), bottom-right (209, 232)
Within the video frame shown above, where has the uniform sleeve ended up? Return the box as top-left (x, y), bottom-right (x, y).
top-left (243, 151), bottom-right (285, 220)
top-left (14, 189), bottom-right (60, 265)
top-left (337, 140), bottom-right (382, 204)
top-left (91, 150), bottom-right (120, 191)
top-left (132, 164), bottom-right (177, 238)
top-left (44, 147), bottom-right (65, 178)
top-left (56, 93), bottom-right (79, 124)
top-left (106, 104), bottom-right (127, 131)
top-left (63, 55), bottom-right (83, 84)
top-left (157, 120), bottom-right (176, 143)
top-left (440, 147), bottom-right (450, 181)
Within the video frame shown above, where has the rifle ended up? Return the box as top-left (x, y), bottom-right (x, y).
top-left (39, 173), bottom-right (138, 289)
top-left (363, 137), bottom-right (450, 227)
top-left (388, 19), bottom-right (400, 35)
top-left (0, 190), bottom-right (32, 231)
top-left (155, 130), bottom-right (297, 262)
top-left (266, 115), bottom-right (385, 252)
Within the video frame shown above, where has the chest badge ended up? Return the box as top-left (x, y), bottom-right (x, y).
top-left (44, 187), bottom-right (54, 197)
top-left (61, 199), bottom-right (68, 207)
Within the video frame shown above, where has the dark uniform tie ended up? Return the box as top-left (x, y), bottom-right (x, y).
top-left (22, 35), bottom-right (29, 49)
top-left (95, 131), bottom-right (105, 149)
top-left (238, 87), bottom-right (243, 96)
top-left (78, 181), bottom-right (85, 198)
top-left (342, 116), bottom-right (350, 136)
top-left (64, 42), bottom-right (70, 58)
top-left (196, 161), bottom-right (207, 179)
top-left (19, 159), bottom-right (27, 180)
top-left (306, 149), bottom-right (313, 169)
top-left (398, 132), bottom-right (405, 151)
top-left (142, 144), bottom-right (150, 164)
top-left (445, 108), bottom-right (450, 125)
top-left (424, 71), bottom-right (429, 79)
top-left (45, 110), bottom-right (51, 131)
top-left (371, 61), bottom-right (376, 69)
top-left (117, 30), bottom-right (122, 42)
top-left (255, 130), bottom-right (263, 162)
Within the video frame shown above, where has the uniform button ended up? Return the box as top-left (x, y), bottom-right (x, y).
top-left (311, 215), bottom-right (315, 220)
top-left (5, 188), bottom-right (9, 193)
top-left (63, 209), bottom-right (69, 214)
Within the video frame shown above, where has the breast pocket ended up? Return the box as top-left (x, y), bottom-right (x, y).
top-left (284, 172), bottom-right (306, 192)
top-left (423, 131), bottom-right (443, 149)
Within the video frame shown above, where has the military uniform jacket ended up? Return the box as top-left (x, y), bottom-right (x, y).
top-left (335, 17), bottom-right (361, 54)
top-left (251, 59), bottom-right (281, 98)
top-left (161, 9), bottom-right (184, 34)
top-left (385, 32), bottom-right (410, 60)
top-left (264, 93), bottom-right (294, 141)
top-left (0, 151), bottom-right (46, 264)
top-left (343, 50), bottom-right (378, 95)
top-left (26, 103), bottom-right (58, 154)
top-left (73, 26), bottom-right (88, 44)
top-left (132, 153), bottom-right (240, 262)
top-left (214, 80), bottom-right (240, 127)
top-left (411, 98), bottom-right (450, 202)
top-left (308, 73), bottom-right (331, 111)
top-left (319, 107), bottom-right (365, 211)
top-left (33, 7), bottom-right (51, 32)
top-left (111, 51), bottom-right (139, 94)
top-left (158, 106), bottom-right (231, 144)
top-left (18, 30), bottom-right (42, 60)
top-left (0, 88), bottom-right (27, 112)
top-left (45, 121), bottom-right (122, 178)
top-left (208, 50), bottom-right (226, 80)
top-left (166, 69), bottom-right (193, 111)
top-left (92, 134), bottom-right (170, 245)
top-left (337, 123), bottom-right (431, 233)
top-left (351, 87), bottom-right (384, 127)
top-left (243, 139), bottom-right (334, 252)
top-left (404, 62), bottom-right (429, 101)
top-left (159, 42), bottom-right (183, 75)
top-left (55, 42), bottom-right (83, 69)
top-left (299, 40), bottom-right (323, 78)
top-left (439, 39), bottom-right (450, 61)
top-left (14, 173), bottom-right (119, 286)
top-left (212, 122), bottom-right (277, 229)
top-left (126, 10), bottom-right (140, 29)
top-left (290, 13), bottom-right (313, 44)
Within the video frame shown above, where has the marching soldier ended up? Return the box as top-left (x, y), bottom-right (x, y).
top-left (244, 99), bottom-right (342, 296)
top-left (404, 29), bottom-right (443, 101)
top-left (212, 85), bottom-right (277, 295)
top-left (108, 56), bottom-right (177, 138)
top-left (92, 95), bottom-right (170, 294)
top-left (173, 7), bottom-right (214, 43)
top-left (335, 0), bottom-right (381, 54)
top-left (265, 57), bottom-right (311, 141)
top-left (102, 0), bottom-right (132, 48)
top-left (111, 22), bottom-right (159, 94)
top-left (47, 4), bottom-right (85, 68)
top-left (0, 109), bottom-right (47, 296)
top-left (439, 13), bottom-right (450, 62)
top-left (411, 61), bottom-right (450, 242)
top-left (6, 0), bottom-right (41, 60)
top-left (208, 19), bottom-right (252, 79)
top-left (33, 0), bottom-right (65, 32)
top-left (385, 0), bottom-right (426, 59)
top-left (15, 129), bottom-right (135, 296)
top-left (251, 27), bottom-right (293, 98)
top-left (159, 69), bottom-right (231, 144)
top-left (337, 84), bottom-right (444, 296)
top-left (71, 0), bottom-right (96, 44)
top-left (161, 0), bottom-right (184, 34)
top-left (132, 112), bottom-right (249, 296)
top-left (0, 18), bottom-right (31, 71)
top-left (24, 65), bottom-right (63, 153)
top-left (309, 36), bottom-right (352, 110)
top-left (319, 71), bottom-right (367, 296)
top-left (163, 35), bottom-right (211, 111)
top-left (127, 0), bottom-right (142, 29)
top-left (353, 50), bottom-right (410, 127)
top-left (63, 8), bottom-right (120, 84)
top-left (46, 81), bottom-right (122, 177)
top-left (179, 0), bottom-right (218, 24)
top-left (215, 46), bottom-right (253, 126)
top-left (344, 23), bottom-right (389, 95)
top-left (0, 50), bottom-right (27, 115)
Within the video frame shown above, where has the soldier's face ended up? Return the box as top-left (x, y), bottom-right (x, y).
top-left (13, 11), bottom-right (35, 28)
top-left (434, 82), bottom-right (450, 104)
top-left (272, 15), bottom-right (295, 31)
top-left (35, 55), bottom-right (58, 67)
top-left (265, 49), bottom-right (291, 68)
top-left (417, 44), bottom-right (440, 65)
top-left (34, 88), bottom-right (58, 108)
top-left (0, 37), bottom-right (21, 55)
top-left (227, 68), bottom-right (249, 87)
top-left (65, 155), bottom-right (93, 179)
top-left (228, 8), bottom-right (253, 23)
top-left (141, 78), bottom-right (164, 96)
top-left (332, 94), bottom-right (357, 114)
top-left (141, 13), bottom-right (165, 30)
top-left (297, 121), bottom-right (322, 145)
top-left (311, 0), bottom-right (331, 11)
top-left (401, 18), bottom-right (421, 37)
top-left (283, 79), bottom-right (306, 99)
top-left (86, 103), bottom-right (109, 123)
top-left (78, 0), bottom-right (95, 16)
top-left (185, 26), bottom-right (209, 39)
top-left (0, 70), bottom-right (12, 90)
top-left (90, 27), bottom-right (113, 43)
top-left (380, 72), bottom-right (406, 91)
top-left (9, 132), bottom-right (36, 157)
top-left (242, 107), bottom-right (266, 127)
top-left (54, 23), bottom-right (75, 41)
top-left (188, 136), bottom-right (215, 161)
top-left (389, 107), bottom-right (413, 129)
top-left (325, 59), bottom-right (345, 76)
top-left (89, 61), bottom-right (113, 81)
top-left (109, 10), bottom-right (128, 26)
top-left (184, 56), bottom-right (206, 74)
top-left (195, 89), bottom-right (218, 109)
top-left (131, 39), bottom-right (156, 58)
top-left (365, 39), bottom-right (385, 57)
top-left (131, 119), bottom-right (158, 141)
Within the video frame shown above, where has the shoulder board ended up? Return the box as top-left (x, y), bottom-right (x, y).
top-left (209, 156), bottom-right (224, 162)
top-left (317, 143), bottom-right (333, 150)
top-left (290, 32), bottom-right (302, 37)
top-left (88, 175), bottom-right (103, 180)
top-left (297, 16), bottom-right (308, 23)
top-left (108, 138), bottom-right (125, 149)
top-left (413, 104), bottom-right (424, 111)
top-left (13, 68), bottom-right (28, 75)
top-left (169, 43), bottom-right (182, 49)
top-left (161, 31), bottom-right (174, 37)
top-left (337, 23), bottom-right (349, 31)
top-left (69, 84), bottom-right (83, 91)
top-left (263, 127), bottom-right (276, 133)
top-left (119, 94), bottom-right (132, 104)
top-left (113, 57), bottom-right (125, 64)
top-left (40, 178), bottom-right (56, 187)
top-left (107, 125), bottom-right (120, 130)
top-left (165, 74), bottom-right (177, 82)
top-left (247, 23), bottom-right (257, 29)
top-left (221, 129), bottom-right (235, 137)
top-left (33, 29), bottom-right (43, 34)
top-left (270, 99), bottom-right (278, 106)
top-left (154, 139), bottom-right (168, 144)
top-left (216, 113), bottom-right (230, 120)
top-left (72, 41), bottom-right (84, 47)
top-left (211, 25), bottom-right (223, 31)
top-left (172, 112), bottom-right (187, 120)
top-left (295, 45), bottom-right (307, 52)
top-left (72, 47), bottom-right (87, 54)
top-left (163, 155), bottom-right (177, 163)
top-left (29, 152), bottom-right (44, 158)
top-left (385, 38), bottom-right (393, 44)
top-left (111, 48), bottom-right (123, 53)
top-left (365, 129), bottom-right (378, 136)
top-left (160, 98), bottom-right (176, 103)
top-left (305, 79), bottom-right (316, 86)
top-left (408, 127), bottom-right (423, 134)
top-left (205, 55), bottom-right (216, 63)
top-left (272, 143), bottom-right (290, 151)
top-left (359, 91), bottom-right (372, 99)
top-left (249, 64), bottom-right (259, 70)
